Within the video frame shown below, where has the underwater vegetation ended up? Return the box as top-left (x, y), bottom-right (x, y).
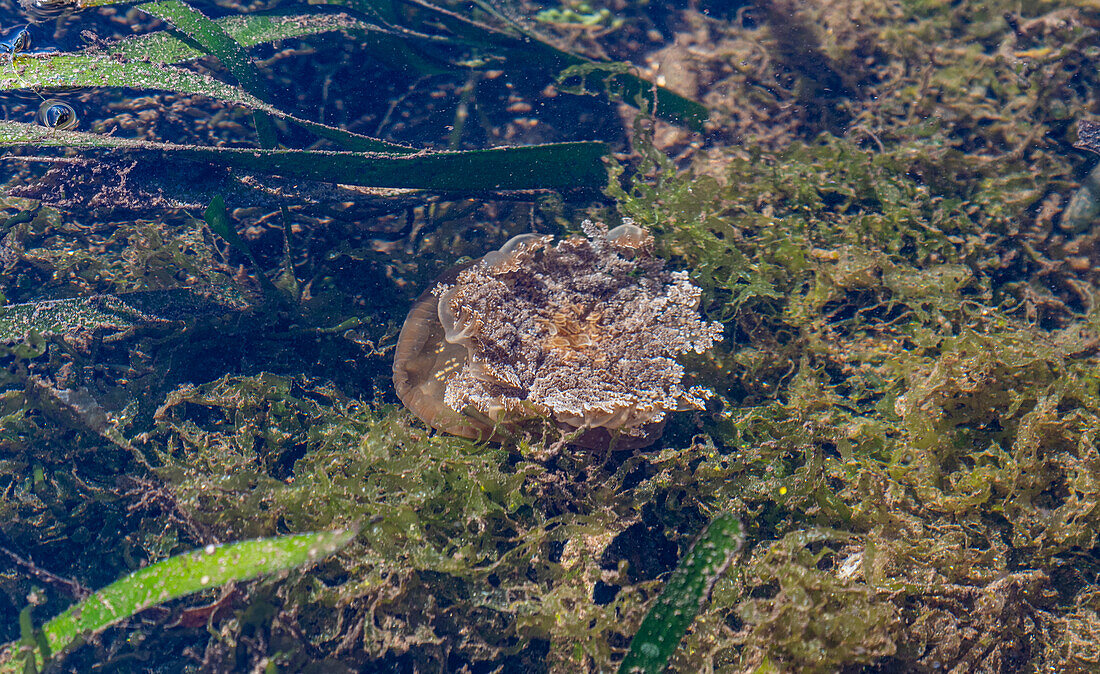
top-left (2, 0), bottom-right (1100, 671)
top-left (619, 512), bottom-right (743, 674)
top-left (0, 529), bottom-right (355, 672)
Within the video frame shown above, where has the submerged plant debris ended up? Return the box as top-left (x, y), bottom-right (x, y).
top-left (1, 0), bottom-right (1100, 672)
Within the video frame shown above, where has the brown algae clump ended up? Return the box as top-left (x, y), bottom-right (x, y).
top-left (392, 220), bottom-right (723, 448)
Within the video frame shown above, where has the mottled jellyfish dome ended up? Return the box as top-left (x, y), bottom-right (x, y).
top-left (392, 220), bottom-right (723, 449)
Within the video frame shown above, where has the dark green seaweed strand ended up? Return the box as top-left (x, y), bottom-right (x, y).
top-left (137, 0), bottom-right (278, 146)
top-left (137, 0), bottom-right (271, 102)
top-left (618, 513), bottom-right (743, 674)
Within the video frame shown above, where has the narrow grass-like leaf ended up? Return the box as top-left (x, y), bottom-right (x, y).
top-left (203, 195), bottom-right (250, 257)
top-left (0, 121), bottom-right (609, 191)
top-left (3, 53), bottom-right (261, 102)
top-left (618, 513), bottom-right (743, 674)
top-left (0, 529), bottom-right (356, 673)
top-left (110, 12), bottom-right (378, 64)
top-left (2, 52), bottom-right (414, 153)
top-left (136, 0), bottom-right (278, 144)
top-left (137, 0), bottom-right (272, 101)
top-left (64, 0), bottom-right (709, 128)
top-left (203, 196), bottom-right (284, 297)
top-left (558, 62), bottom-right (709, 132)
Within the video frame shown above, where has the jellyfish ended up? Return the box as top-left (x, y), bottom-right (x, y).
top-left (393, 220), bottom-right (723, 449)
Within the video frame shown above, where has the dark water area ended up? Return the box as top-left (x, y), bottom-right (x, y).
top-left (0, 0), bottom-right (1098, 672)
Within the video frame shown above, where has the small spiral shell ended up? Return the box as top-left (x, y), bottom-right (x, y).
top-left (35, 99), bottom-right (76, 130)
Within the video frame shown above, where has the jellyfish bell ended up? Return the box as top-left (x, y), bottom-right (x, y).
top-left (35, 99), bottom-right (76, 129)
top-left (605, 221), bottom-right (651, 252)
top-left (391, 263), bottom-right (491, 441)
top-left (479, 232), bottom-right (543, 271)
top-left (393, 281), bottom-right (664, 449)
top-left (393, 234), bottom-right (547, 442)
top-left (392, 222), bottom-right (723, 451)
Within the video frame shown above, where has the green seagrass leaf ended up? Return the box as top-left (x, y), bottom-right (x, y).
top-left (203, 195), bottom-right (251, 258)
top-left (136, 0), bottom-right (271, 100)
top-left (0, 120), bottom-right (610, 191)
top-left (619, 513), bottom-right (743, 674)
top-left (467, 0), bottom-right (708, 130)
top-left (1, 52), bottom-right (414, 153)
top-left (135, 0), bottom-right (277, 144)
top-left (0, 528), bottom-right (356, 673)
top-left (110, 12), bottom-right (379, 64)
